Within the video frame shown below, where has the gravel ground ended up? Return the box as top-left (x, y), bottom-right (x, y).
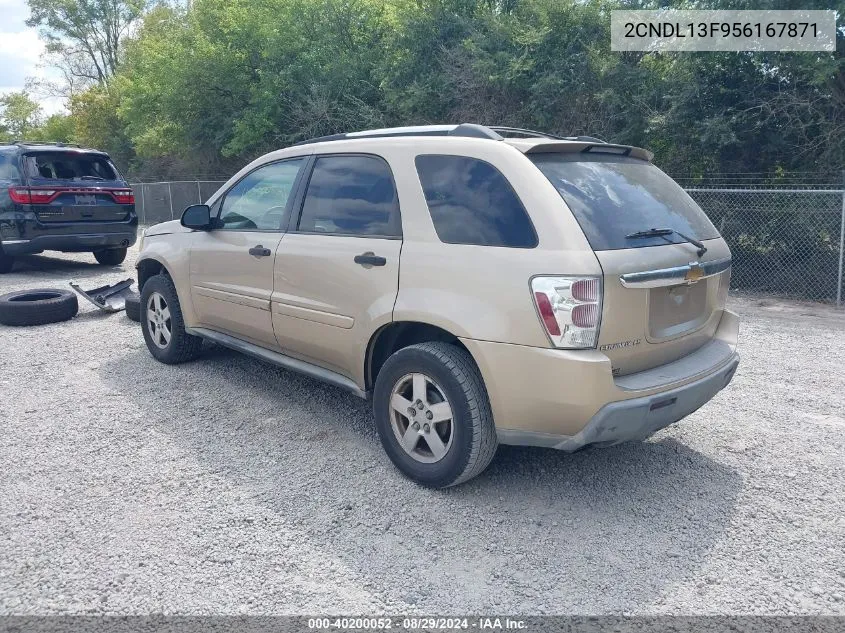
top-left (1, 246), bottom-right (844, 616)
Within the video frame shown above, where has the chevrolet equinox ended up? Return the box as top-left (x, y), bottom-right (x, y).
top-left (135, 124), bottom-right (739, 487)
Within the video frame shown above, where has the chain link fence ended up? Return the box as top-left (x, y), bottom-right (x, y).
top-left (132, 180), bottom-right (845, 305)
top-left (133, 181), bottom-right (227, 226)
top-left (686, 187), bottom-right (845, 304)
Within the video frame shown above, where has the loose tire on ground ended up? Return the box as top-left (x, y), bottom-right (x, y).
top-left (93, 248), bottom-right (128, 266)
top-left (124, 292), bottom-right (141, 322)
top-left (140, 274), bottom-right (203, 364)
top-left (373, 341), bottom-right (498, 488)
top-left (0, 289), bottom-right (78, 326)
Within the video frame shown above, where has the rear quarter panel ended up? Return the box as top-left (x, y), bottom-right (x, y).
top-left (385, 138), bottom-right (602, 347)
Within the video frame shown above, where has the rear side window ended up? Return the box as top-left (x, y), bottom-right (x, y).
top-left (415, 155), bottom-right (537, 248)
top-left (297, 155), bottom-right (401, 237)
top-left (530, 153), bottom-right (719, 251)
top-left (0, 152), bottom-right (20, 180)
top-left (24, 152), bottom-right (118, 181)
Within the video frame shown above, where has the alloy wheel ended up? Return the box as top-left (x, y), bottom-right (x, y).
top-left (146, 292), bottom-right (172, 349)
top-left (389, 372), bottom-right (454, 463)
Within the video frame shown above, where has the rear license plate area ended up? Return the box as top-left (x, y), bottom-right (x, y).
top-left (648, 280), bottom-right (708, 339)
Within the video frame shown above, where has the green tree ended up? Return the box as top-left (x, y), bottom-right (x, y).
top-left (117, 0), bottom-right (389, 167)
top-left (33, 113), bottom-right (76, 143)
top-left (26, 0), bottom-right (148, 85)
top-left (0, 91), bottom-right (44, 141)
top-left (71, 85), bottom-right (133, 169)
top-left (63, 0), bottom-right (842, 178)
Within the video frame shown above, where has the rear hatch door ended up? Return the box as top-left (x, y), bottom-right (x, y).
top-left (530, 149), bottom-right (731, 376)
top-left (22, 150), bottom-right (133, 222)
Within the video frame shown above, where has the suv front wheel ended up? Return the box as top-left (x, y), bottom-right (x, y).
top-left (140, 274), bottom-right (203, 364)
top-left (373, 342), bottom-right (498, 488)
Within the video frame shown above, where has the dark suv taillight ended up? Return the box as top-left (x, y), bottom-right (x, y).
top-left (8, 187), bottom-right (134, 205)
top-left (112, 190), bottom-right (134, 204)
top-left (9, 187), bottom-right (59, 204)
top-left (8, 187), bottom-right (37, 204)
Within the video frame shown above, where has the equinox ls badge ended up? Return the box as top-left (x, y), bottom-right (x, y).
top-left (600, 338), bottom-right (642, 351)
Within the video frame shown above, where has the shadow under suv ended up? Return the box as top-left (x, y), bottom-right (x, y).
top-left (0, 141), bottom-right (137, 273)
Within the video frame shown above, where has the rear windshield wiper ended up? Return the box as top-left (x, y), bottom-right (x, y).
top-left (625, 227), bottom-right (707, 257)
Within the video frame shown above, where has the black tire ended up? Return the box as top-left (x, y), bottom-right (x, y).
top-left (373, 342), bottom-right (497, 488)
top-left (140, 273), bottom-right (202, 364)
top-left (93, 248), bottom-right (127, 266)
top-left (124, 292), bottom-right (141, 322)
top-left (0, 251), bottom-right (13, 274)
top-left (0, 288), bottom-right (78, 326)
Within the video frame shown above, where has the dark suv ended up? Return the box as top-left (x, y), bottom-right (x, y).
top-left (0, 141), bottom-right (137, 273)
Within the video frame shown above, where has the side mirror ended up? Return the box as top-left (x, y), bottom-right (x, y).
top-left (181, 204), bottom-right (212, 230)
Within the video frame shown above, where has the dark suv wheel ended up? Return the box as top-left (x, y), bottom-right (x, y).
top-left (93, 248), bottom-right (127, 266)
top-left (373, 342), bottom-right (498, 488)
top-left (140, 274), bottom-right (203, 364)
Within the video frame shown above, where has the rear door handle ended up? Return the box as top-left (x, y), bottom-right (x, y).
top-left (249, 245), bottom-right (272, 257)
top-left (354, 252), bottom-right (387, 267)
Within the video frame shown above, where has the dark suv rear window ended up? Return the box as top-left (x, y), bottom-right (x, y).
top-left (530, 153), bottom-right (719, 251)
top-left (24, 152), bottom-right (119, 182)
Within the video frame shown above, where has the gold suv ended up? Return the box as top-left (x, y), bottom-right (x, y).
top-left (136, 124), bottom-right (739, 487)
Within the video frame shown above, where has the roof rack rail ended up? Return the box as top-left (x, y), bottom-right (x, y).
top-left (562, 135), bottom-right (607, 143)
top-left (12, 140), bottom-right (83, 148)
top-left (488, 126), bottom-right (563, 140)
top-left (292, 123), bottom-right (502, 147)
top-left (290, 123), bottom-right (606, 147)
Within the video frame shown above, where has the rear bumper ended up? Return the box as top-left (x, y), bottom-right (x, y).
top-left (497, 353), bottom-right (739, 450)
top-left (460, 309), bottom-right (740, 448)
top-left (1, 232), bottom-right (136, 255)
top-left (0, 213), bottom-right (137, 255)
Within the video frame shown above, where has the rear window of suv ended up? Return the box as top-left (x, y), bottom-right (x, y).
top-left (530, 153), bottom-right (719, 251)
top-left (23, 152), bottom-right (119, 182)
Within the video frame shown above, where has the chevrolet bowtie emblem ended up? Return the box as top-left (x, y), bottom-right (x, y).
top-left (684, 262), bottom-right (705, 283)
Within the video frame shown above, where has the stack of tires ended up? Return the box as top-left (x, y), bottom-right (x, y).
top-left (125, 292), bottom-right (141, 322)
top-left (0, 288), bottom-right (142, 326)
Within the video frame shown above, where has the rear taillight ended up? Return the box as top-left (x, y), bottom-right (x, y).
top-left (531, 276), bottom-right (602, 349)
top-left (9, 187), bottom-right (57, 204)
top-left (8, 187), bottom-right (32, 204)
top-left (571, 278), bottom-right (599, 302)
top-left (29, 189), bottom-right (57, 204)
top-left (112, 190), bottom-right (134, 204)
top-left (7, 187), bottom-right (133, 204)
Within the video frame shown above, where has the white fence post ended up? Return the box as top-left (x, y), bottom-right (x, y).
top-left (138, 183), bottom-right (145, 225)
top-left (167, 183), bottom-right (175, 220)
top-left (837, 171), bottom-right (844, 307)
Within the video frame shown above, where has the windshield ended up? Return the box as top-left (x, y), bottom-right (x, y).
top-left (24, 152), bottom-right (120, 182)
top-left (530, 153), bottom-right (719, 251)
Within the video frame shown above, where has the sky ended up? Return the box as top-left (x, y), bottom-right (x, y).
top-left (0, 0), bottom-right (65, 115)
